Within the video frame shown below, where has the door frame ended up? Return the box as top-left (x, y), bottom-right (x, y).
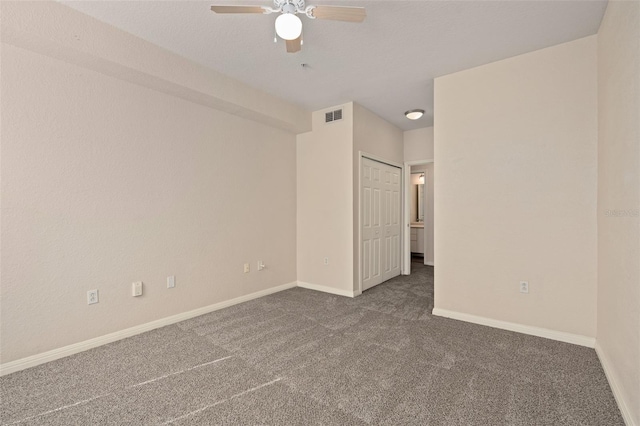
top-left (404, 159), bottom-right (434, 275)
top-left (357, 151), bottom-right (405, 295)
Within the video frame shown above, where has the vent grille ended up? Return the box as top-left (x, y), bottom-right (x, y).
top-left (325, 108), bottom-right (343, 123)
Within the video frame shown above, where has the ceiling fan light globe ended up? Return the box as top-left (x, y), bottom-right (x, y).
top-left (275, 13), bottom-right (302, 40)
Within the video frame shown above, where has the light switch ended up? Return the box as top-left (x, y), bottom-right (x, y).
top-left (132, 281), bottom-right (143, 297)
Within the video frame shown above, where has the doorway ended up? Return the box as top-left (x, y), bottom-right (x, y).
top-left (360, 156), bottom-right (402, 291)
top-left (403, 160), bottom-right (434, 275)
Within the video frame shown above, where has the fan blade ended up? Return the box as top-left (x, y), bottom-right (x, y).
top-left (210, 5), bottom-right (267, 14)
top-left (286, 36), bottom-right (302, 53)
top-left (310, 6), bottom-right (366, 22)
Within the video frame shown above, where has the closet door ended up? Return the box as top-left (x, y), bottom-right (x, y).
top-left (381, 165), bottom-right (401, 282)
top-left (361, 157), bottom-right (401, 291)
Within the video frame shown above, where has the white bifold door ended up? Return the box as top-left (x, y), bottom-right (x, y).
top-left (361, 157), bottom-right (402, 291)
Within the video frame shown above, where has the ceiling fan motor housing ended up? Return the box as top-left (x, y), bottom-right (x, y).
top-left (274, 0), bottom-right (306, 14)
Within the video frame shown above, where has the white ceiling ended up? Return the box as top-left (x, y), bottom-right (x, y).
top-left (61, 0), bottom-right (607, 131)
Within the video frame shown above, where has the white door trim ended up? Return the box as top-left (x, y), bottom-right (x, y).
top-left (403, 159), bottom-right (434, 275)
top-left (358, 152), bottom-right (404, 295)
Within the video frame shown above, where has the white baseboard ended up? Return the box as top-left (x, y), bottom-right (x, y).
top-left (425, 262), bottom-right (434, 266)
top-left (297, 281), bottom-right (356, 298)
top-left (0, 281), bottom-right (297, 377)
top-left (595, 341), bottom-right (637, 426)
top-left (432, 308), bottom-right (596, 348)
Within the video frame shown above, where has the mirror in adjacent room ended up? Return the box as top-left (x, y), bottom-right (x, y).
top-left (411, 172), bottom-right (425, 223)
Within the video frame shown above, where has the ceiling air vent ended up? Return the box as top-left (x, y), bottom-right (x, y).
top-left (325, 108), bottom-right (343, 123)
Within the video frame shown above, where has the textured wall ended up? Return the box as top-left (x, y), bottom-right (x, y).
top-left (0, 1), bottom-right (310, 134)
top-left (424, 163), bottom-right (435, 265)
top-left (434, 36), bottom-right (598, 337)
top-left (404, 127), bottom-right (434, 162)
top-left (1, 43), bottom-right (297, 363)
top-left (596, 0), bottom-right (640, 423)
top-left (296, 104), bottom-right (354, 293)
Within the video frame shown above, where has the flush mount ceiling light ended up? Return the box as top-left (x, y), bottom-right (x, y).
top-left (275, 12), bottom-right (302, 40)
top-left (405, 109), bottom-right (425, 120)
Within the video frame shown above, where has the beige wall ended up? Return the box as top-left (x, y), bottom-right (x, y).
top-left (296, 104), bottom-right (354, 294)
top-left (404, 127), bottom-right (434, 162)
top-left (424, 163), bottom-right (434, 265)
top-left (352, 103), bottom-right (404, 292)
top-left (297, 102), bottom-right (402, 295)
top-left (0, 2), bottom-right (310, 135)
top-left (353, 103), bottom-right (404, 167)
top-left (434, 36), bottom-right (598, 338)
top-left (596, 1), bottom-right (640, 423)
top-left (1, 7), bottom-right (299, 363)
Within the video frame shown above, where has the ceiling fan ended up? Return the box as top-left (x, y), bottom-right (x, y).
top-left (210, 0), bottom-right (366, 53)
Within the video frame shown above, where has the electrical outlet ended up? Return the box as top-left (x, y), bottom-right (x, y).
top-left (324, 257), bottom-right (329, 265)
top-left (87, 289), bottom-right (99, 305)
top-left (244, 263), bottom-right (250, 273)
top-left (520, 281), bottom-right (529, 294)
top-left (167, 275), bottom-right (175, 289)
top-left (132, 281), bottom-right (143, 297)
top-left (257, 260), bottom-right (265, 271)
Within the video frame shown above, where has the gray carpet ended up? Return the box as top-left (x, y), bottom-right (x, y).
top-left (0, 262), bottom-right (623, 425)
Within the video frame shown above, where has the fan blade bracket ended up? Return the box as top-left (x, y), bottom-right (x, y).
top-left (305, 6), bottom-right (316, 19)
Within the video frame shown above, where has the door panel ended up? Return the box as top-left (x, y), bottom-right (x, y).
top-left (381, 164), bottom-right (401, 282)
top-left (361, 157), bottom-right (402, 291)
top-left (362, 240), bottom-right (371, 282)
top-left (363, 188), bottom-right (371, 227)
top-left (373, 189), bottom-right (380, 227)
top-left (373, 238), bottom-right (381, 279)
top-left (361, 159), bottom-right (382, 290)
